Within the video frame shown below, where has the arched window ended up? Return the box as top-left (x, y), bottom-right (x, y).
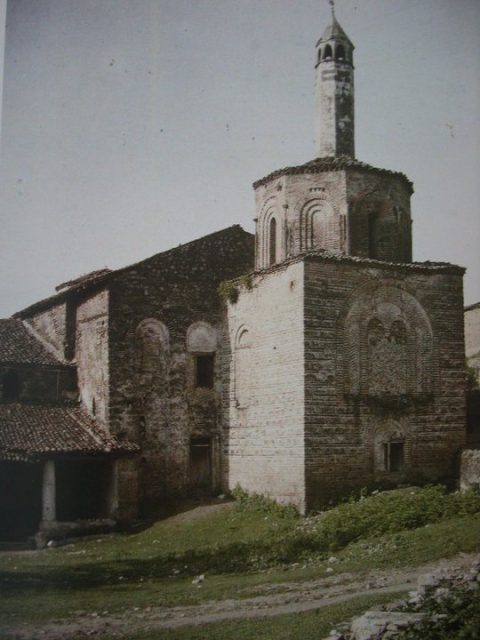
top-left (335, 44), bottom-right (345, 61)
top-left (269, 217), bottom-right (277, 266)
top-left (136, 319), bottom-right (169, 375)
top-left (186, 322), bottom-right (217, 389)
top-left (323, 44), bottom-right (333, 60)
top-left (2, 371), bottom-right (21, 400)
top-left (235, 326), bottom-right (252, 407)
top-left (317, 48), bottom-right (322, 64)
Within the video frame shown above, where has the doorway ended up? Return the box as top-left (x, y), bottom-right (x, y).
top-left (189, 438), bottom-right (212, 495)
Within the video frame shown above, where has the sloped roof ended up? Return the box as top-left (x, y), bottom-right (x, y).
top-left (0, 403), bottom-right (138, 459)
top-left (319, 16), bottom-right (353, 46)
top-left (465, 301), bottom-right (480, 312)
top-left (15, 225), bottom-right (253, 319)
top-left (55, 268), bottom-right (112, 293)
top-left (0, 319), bottom-right (65, 366)
top-left (253, 156), bottom-right (413, 192)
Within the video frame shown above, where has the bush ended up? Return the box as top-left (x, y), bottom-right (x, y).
top-left (297, 486), bottom-right (480, 552)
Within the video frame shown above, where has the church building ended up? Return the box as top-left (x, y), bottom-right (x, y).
top-left (0, 10), bottom-right (466, 539)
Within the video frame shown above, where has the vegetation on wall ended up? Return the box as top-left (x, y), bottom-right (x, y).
top-left (218, 275), bottom-right (254, 304)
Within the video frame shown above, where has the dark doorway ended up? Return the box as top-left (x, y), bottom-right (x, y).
top-left (384, 442), bottom-right (405, 472)
top-left (0, 462), bottom-right (42, 540)
top-left (56, 459), bottom-right (111, 520)
top-left (189, 438), bottom-right (212, 495)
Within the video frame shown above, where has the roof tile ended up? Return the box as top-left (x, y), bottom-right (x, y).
top-left (0, 403), bottom-right (138, 458)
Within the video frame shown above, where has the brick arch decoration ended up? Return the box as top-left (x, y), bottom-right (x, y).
top-left (338, 285), bottom-right (435, 398)
top-left (134, 318), bottom-right (170, 402)
top-left (258, 196), bottom-right (284, 268)
top-left (298, 197), bottom-right (342, 253)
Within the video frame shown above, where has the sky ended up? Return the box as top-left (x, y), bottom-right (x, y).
top-left (0, 0), bottom-right (479, 317)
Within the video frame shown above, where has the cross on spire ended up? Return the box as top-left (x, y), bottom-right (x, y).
top-left (329, 0), bottom-right (335, 19)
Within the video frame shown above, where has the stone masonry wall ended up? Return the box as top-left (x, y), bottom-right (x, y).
top-left (107, 226), bottom-right (254, 513)
top-left (226, 261), bottom-right (306, 512)
top-left (303, 256), bottom-right (466, 508)
top-left (76, 290), bottom-right (109, 426)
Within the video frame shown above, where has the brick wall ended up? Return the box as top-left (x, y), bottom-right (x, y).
top-left (254, 167), bottom-right (412, 270)
top-left (304, 256), bottom-right (466, 508)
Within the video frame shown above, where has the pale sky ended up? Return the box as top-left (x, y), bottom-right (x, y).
top-left (0, 0), bottom-right (479, 317)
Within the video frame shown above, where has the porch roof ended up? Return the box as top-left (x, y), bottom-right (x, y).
top-left (0, 403), bottom-right (138, 460)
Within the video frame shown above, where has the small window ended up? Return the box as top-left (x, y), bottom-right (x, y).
top-left (269, 217), bottom-right (277, 266)
top-left (323, 44), bottom-right (333, 60)
top-left (384, 442), bottom-right (404, 472)
top-left (335, 44), bottom-right (345, 61)
top-left (195, 354), bottom-right (215, 389)
top-left (2, 371), bottom-right (21, 400)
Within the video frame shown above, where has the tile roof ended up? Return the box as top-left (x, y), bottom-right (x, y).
top-left (0, 403), bottom-right (138, 459)
top-left (252, 156), bottom-right (413, 192)
top-left (15, 225), bottom-right (253, 318)
top-left (0, 319), bottom-right (65, 366)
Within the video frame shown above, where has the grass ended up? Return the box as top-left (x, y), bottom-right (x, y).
top-left (0, 486), bottom-right (479, 630)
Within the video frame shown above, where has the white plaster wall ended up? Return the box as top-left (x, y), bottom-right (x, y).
top-left (227, 261), bottom-right (306, 511)
top-left (76, 290), bottom-right (109, 425)
top-left (465, 306), bottom-right (480, 382)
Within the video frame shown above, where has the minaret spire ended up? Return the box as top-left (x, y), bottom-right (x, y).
top-left (329, 0), bottom-right (335, 19)
top-left (314, 5), bottom-right (355, 157)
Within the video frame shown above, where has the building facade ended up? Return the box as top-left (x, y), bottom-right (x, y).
top-left (0, 11), bottom-right (467, 538)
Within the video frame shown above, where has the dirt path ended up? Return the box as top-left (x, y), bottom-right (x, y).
top-left (5, 552), bottom-right (479, 639)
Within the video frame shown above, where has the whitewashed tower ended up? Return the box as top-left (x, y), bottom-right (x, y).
top-left (315, 1), bottom-right (355, 157)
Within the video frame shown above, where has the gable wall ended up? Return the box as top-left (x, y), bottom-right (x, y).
top-left (107, 228), bottom-right (254, 513)
top-left (23, 303), bottom-right (67, 359)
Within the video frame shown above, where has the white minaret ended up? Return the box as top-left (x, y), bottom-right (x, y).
top-left (314, 2), bottom-right (355, 157)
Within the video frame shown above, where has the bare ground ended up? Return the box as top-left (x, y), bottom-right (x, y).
top-left (4, 551), bottom-right (479, 640)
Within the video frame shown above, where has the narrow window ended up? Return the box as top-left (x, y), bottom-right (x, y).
top-left (2, 371), bottom-right (21, 400)
top-left (195, 354), bottom-right (215, 388)
top-left (384, 442), bottom-right (404, 472)
top-left (335, 44), bottom-right (345, 61)
top-left (269, 217), bottom-right (277, 266)
top-left (323, 44), bottom-right (333, 59)
top-left (317, 48), bottom-right (322, 64)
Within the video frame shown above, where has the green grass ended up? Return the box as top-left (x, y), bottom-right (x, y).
top-left (0, 486), bottom-right (479, 629)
